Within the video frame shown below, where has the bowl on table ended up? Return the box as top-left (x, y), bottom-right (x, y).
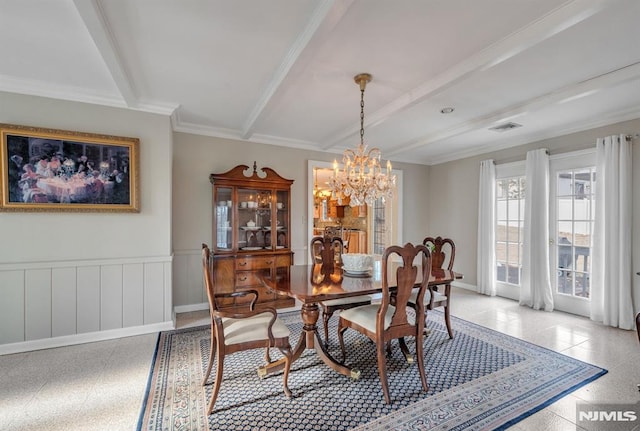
top-left (341, 253), bottom-right (373, 274)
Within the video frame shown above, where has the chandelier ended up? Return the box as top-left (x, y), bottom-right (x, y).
top-left (329, 73), bottom-right (396, 207)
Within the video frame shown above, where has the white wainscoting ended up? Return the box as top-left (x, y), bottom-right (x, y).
top-left (0, 255), bottom-right (174, 355)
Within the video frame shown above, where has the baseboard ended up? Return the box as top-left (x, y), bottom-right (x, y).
top-left (452, 280), bottom-right (477, 292)
top-left (174, 302), bottom-right (209, 314)
top-left (0, 321), bottom-right (174, 356)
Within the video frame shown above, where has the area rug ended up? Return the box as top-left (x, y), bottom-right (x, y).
top-left (137, 310), bottom-right (606, 430)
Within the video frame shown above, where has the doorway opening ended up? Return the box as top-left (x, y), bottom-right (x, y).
top-left (307, 160), bottom-right (402, 262)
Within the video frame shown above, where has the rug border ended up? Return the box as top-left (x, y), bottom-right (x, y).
top-left (493, 367), bottom-right (608, 431)
top-left (136, 329), bottom-right (162, 431)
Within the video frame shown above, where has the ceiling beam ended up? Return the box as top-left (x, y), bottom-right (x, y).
top-left (240, 0), bottom-right (355, 140)
top-left (72, 0), bottom-right (138, 107)
top-left (321, 0), bottom-right (617, 151)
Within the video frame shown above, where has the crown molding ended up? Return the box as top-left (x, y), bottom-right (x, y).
top-left (0, 74), bottom-right (127, 108)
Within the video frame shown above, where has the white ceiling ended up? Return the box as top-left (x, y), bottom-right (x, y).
top-left (1, 0), bottom-right (639, 165)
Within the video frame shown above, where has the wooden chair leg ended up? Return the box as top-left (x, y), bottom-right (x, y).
top-left (280, 347), bottom-right (293, 398)
top-left (444, 304), bottom-right (454, 339)
top-left (415, 330), bottom-right (428, 393)
top-left (376, 341), bottom-right (391, 404)
top-left (265, 347), bottom-right (272, 363)
top-left (202, 329), bottom-right (216, 385)
top-left (206, 347), bottom-right (225, 415)
top-left (323, 309), bottom-right (333, 347)
top-left (337, 323), bottom-right (347, 362)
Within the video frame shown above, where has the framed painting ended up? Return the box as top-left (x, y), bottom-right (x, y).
top-left (0, 124), bottom-right (139, 212)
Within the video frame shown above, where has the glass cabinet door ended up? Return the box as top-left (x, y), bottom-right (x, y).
top-left (275, 190), bottom-right (289, 249)
top-left (214, 187), bottom-right (233, 251)
top-left (237, 188), bottom-right (272, 250)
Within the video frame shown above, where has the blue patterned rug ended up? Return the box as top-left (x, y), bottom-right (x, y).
top-left (138, 310), bottom-right (606, 430)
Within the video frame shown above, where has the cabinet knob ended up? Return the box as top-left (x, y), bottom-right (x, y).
top-left (266, 260), bottom-right (273, 265)
top-left (239, 276), bottom-right (247, 281)
top-left (239, 262), bottom-right (247, 266)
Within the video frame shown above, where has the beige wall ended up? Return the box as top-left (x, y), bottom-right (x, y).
top-left (172, 132), bottom-right (431, 262)
top-left (428, 117), bottom-right (640, 311)
top-left (0, 92), bottom-right (173, 262)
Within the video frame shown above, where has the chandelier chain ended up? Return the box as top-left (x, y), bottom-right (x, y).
top-left (360, 88), bottom-right (365, 146)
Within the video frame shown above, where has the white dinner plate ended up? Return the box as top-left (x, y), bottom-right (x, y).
top-left (343, 268), bottom-right (372, 275)
top-left (241, 246), bottom-right (263, 250)
top-left (240, 226), bottom-right (261, 231)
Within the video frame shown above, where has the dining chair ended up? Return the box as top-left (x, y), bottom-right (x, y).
top-left (408, 236), bottom-right (456, 339)
top-left (201, 244), bottom-right (292, 414)
top-left (337, 242), bottom-right (432, 404)
top-left (310, 235), bottom-right (371, 346)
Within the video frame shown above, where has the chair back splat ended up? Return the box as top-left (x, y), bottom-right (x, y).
top-left (409, 236), bottom-right (456, 339)
top-left (424, 236), bottom-right (456, 271)
top-left (310, 236), bottom-right (371, 347)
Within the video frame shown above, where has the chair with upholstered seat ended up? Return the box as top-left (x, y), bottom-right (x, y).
top-left (201, 244), bottom-right (292, 414)
top-left (408, 236), bottom-right (456, 339)
top-left (337, 242), bottom-right (432, 404)
top-left (311, 235), bottom-right (371, 346)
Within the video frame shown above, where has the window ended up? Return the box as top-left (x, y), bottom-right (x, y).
top-left (371, 198), bottom-right (386, 255)
top-left (554, 168), bottom-right (595, 299)
top-left (491, 150), bottom-right (596, 315)
top-left (496, 176), bottom-right (525, 286)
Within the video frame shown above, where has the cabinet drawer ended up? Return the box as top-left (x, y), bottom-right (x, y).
top-left (234, 286), bottom-right (275, 305)
top-left (236, 256), bottom-right (276, 270)
top-left (275, 254), bottom-right (292, 267)
top-left (235, 271), bottom-right (267, 287)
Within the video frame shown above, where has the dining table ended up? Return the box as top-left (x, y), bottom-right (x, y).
top-left (257, 262), bottom-right (463, 380)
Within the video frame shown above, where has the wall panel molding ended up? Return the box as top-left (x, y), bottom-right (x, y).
top-left (0, 255), bottom-right (173, 355)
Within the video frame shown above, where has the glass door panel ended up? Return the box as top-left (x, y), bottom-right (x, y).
top-left (214, 187), bottom-right (233, 251)
top-left (549, 152), bottom-right (595, 316)
top-left (494, 172), bottom-right (525, 300)
top-left (237, 188), bottom-right (264, 250)
top-left (275, 190), bottom-right (289, 249)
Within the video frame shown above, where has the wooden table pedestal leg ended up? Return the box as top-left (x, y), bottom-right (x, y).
top-left (258, 302), bottom-right (360, 380)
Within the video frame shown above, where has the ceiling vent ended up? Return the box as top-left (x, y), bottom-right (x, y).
top-left (489, 122), bottom-right (523, 132)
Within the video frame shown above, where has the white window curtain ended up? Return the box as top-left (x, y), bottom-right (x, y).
top-left (590, 134), bottom-right (634, 329)
top-left (520, 149), bottom-right (553, 311)
top-left (477, 159), bottom-right (496, 296)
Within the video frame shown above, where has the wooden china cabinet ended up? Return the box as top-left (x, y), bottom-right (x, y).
top-left (209, 162), bottom-right (294, 310)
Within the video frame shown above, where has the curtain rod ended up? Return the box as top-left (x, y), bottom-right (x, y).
top-left (490, 135), bottom-right (635, 165)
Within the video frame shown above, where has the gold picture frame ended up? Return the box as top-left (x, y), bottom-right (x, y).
top-left (0, 123), bottom-right (139, 212)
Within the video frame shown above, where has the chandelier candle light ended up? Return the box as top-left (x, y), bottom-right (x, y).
top-left (330, 73), bottom-right (396, 207)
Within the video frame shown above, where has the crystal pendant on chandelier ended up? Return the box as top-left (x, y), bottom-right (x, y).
top-left (329, 73), bottom-right (396, 207)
